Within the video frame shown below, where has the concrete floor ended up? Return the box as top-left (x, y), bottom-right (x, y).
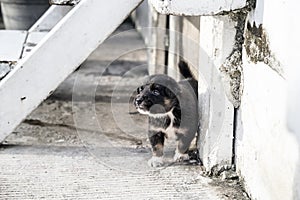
top-left (0, 21), bottom-right (249, 199)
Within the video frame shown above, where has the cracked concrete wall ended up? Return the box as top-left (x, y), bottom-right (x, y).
top-left (198, 15), bottom-right (236, 172)
top-left (132, 2), bottom-right (300, 199)
top-left (235, 0), bottom-right (300, 199)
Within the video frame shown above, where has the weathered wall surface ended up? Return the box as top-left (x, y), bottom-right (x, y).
top-left (133, 0), bottom-right (300, 199)
top-left (236, 0), bottom-right (300, 199)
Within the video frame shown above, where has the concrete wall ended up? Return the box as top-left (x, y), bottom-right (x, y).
top-left (133, 3), bottom-right (235, 171)
top-left (235, 0), bottom-right (300, 199)
top-left (132, 0), bottom-right (300, 199)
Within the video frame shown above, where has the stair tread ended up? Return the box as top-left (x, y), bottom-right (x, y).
top-left (50, 0), bottom-right (80, 5)
top-left (0, 30), bottom-right (27, 62)
top-left (0, 31), bottom-right (49, 80)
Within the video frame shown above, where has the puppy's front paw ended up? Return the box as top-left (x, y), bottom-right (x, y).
top-left (173, 150), bottom-right (189, 162)
top-left (148, 156), bottom-right (164, 167)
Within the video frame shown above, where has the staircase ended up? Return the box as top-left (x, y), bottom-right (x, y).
top-left (0, 0), bottom-right (143, 142)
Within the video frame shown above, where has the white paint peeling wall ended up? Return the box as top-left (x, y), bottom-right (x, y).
top-left (236, 0), bottom-right (300, 199)
top-left (236, 63), bottom-right (299, 200)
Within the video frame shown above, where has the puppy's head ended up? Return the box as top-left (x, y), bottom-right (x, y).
top-left (134, 74), bottom-right (180, 115)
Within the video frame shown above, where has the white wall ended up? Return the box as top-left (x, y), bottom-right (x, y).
top-left (133, 0), bottom-right (300, 198)
top-left (236, 0), bottom-right (300, 199)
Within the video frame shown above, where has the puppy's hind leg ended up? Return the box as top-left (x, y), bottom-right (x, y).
top-left (148, 131), bottom-right (165, 167)
top-left (174, 134), bottom-right (193, 162)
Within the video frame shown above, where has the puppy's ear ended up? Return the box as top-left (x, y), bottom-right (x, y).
top-left (165, 88), bottom-right (172, 98)
top-left (165, 83), bottom-right (181, 98)
top-left (164, 87), bottom-right (178, 98)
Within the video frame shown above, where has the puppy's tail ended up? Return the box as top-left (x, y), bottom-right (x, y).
top-left (178, 60), bottom-right (195, 79)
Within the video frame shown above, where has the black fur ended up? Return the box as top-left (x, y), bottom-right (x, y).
top-left (178, 60), bottom-right (194, 79)
top-left (134, 62), bottom-right (198, 166)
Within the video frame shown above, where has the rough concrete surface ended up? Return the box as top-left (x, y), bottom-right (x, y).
top-left (0, 21), bottom-right (248, 199)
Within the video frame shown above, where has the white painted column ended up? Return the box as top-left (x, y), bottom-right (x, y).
top-left (167, 15), bottom-right (181, 80)
top-left (147, 3), bottom-right (168, 75)
top-left (198, 16), bottom-right (236, 171)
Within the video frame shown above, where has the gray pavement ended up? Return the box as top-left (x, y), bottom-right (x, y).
top-left (0, 21), bottom-right (248, 199)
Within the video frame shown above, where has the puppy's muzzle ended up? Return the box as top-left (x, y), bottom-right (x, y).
top-left (134, 95), bottom-right (153, 108)
top-left (135, 96), bottom-right (144, 106)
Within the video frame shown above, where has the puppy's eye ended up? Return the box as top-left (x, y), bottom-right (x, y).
top-left (152, 89), bottom-right (160, 96)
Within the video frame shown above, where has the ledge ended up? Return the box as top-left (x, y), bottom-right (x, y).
top-left (50, 0), bottom-right (80, 5)
top-left (149, 0), bottom-right (248, 16)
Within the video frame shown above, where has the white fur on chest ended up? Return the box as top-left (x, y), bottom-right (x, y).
top-left (148, 109), bottom-right (178, 138)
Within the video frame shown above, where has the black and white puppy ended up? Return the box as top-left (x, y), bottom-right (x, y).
top-left (134, 62), bottom-right (198, 167)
